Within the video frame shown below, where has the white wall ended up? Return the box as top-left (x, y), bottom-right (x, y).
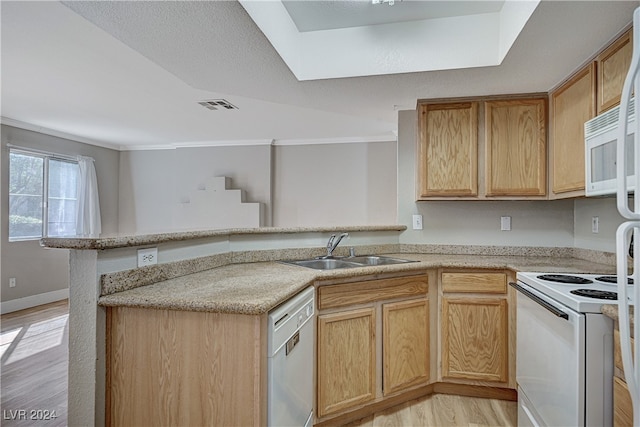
top-left (573, 197), bottom-right (626, 253)
top-left (272, 142), bottom-right (397, 227)
top-left (118, 141), bottom-right (398, 233)
top-left (397, 109), bottom-right (577, 247)
top-left (118, 145), bottom-right (272, 234)
top-left (1, 125), bottom-right (120, 308)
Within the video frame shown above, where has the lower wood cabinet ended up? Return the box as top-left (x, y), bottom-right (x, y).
top-left (317, 307), bottom-right (376, 417)
top-left (614, 329), bottom-right (634, 427)
top-left (441, 297), bottom-right (508, 382)
top-left (106, 307), bottom-right (266, 427)
top-left (316, 273), bottom-right (430, 420)
top-left (382, 299), bottom-right (430, 395)
top-left (440, 271), bottom-right (510, 384)
top-left (614, 376), bottom-right (633, 427)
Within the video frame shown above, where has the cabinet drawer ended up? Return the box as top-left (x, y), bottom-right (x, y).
top-left (441, 272), bottom-right (507, 294)
top-left (318, 274), bottom-right (428, 310)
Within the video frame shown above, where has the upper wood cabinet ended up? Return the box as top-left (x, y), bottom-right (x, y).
top-left (597, 28), bottom-right (632, 114)
top-left (417, 102), bottom-right (478, 198)
top-left (485, 98), bottom-right (547, 196)
top-left (417, 96), bottom-right (547, 200)
top-left (550, 63), bottom-right (597, 196)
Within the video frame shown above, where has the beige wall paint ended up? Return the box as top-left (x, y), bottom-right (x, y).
top-left (397, 110), bottom-right (578, 248)
top-left (1, 125), bottom-right (119, 304)
top-left (272, 141), bottom-right (397, 227)
top-left (118, 145), bottom-right (272, 234)
top-left (574, 197), bottom-right (626, 253)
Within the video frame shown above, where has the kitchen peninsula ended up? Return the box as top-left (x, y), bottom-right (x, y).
top-left (42, 226), bottom-right (617, 426)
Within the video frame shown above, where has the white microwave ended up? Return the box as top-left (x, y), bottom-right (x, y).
top-left (585, 100), bottom-right (636, 196)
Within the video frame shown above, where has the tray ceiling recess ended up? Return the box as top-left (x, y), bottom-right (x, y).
top-left (238, 0), bottom-right (540, 81)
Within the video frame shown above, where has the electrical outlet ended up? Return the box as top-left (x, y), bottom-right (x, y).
top-left (592, 216), bottom-right (599, 233)
top-left (9, 278), bottom-right (16, 288)
top-left (412, 214), bottom-right (423, 230)
top-left (137, 248), bottom-right (158, 267)
top-left (500, 216), bottom-right (511, 231)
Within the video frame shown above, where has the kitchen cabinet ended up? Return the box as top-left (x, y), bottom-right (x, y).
top-left (106, 307), bottom-right (266, 427)
top-left (485, 98), bottom-right (547, 197)
top-left (597, 28), bottom-right (632, 114)
top-left (382, 299), bottom-right (430, 395)
top-left (550, 62), bottom-right (597, 197)
top-left (440, 271), bottom-right (511, 385)
top-left (416, 95), bottom-right (547, 200)
top-left (317, 307), bottom-right (376, 417)
top-left (613, 328), bottom-right (634, 427)
top-left (316, 273), bottom-right (430, 420)
top-left (417, 102), bottom-right (478, 197)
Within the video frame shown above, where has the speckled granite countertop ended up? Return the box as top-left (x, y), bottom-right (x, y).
top-left (41, 225), bottom-right (406, 249)
top-left (98, 253), bottom-right (617, 315)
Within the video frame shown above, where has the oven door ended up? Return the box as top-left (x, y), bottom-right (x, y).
top-left (513, 281), bottom-right (585, 426)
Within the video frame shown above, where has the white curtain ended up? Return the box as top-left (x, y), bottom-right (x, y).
top-left (76, 156), bottom-right (102, 238)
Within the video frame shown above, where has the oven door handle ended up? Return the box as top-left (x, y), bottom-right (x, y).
top-left (509, 282), bottom-right (569, 320)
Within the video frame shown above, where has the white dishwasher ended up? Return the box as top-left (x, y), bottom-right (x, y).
top-left (268, 286), bottom-right (315, 427)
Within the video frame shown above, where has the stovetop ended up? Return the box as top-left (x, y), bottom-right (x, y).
top-left (517, 272), bottom-right (634, 313)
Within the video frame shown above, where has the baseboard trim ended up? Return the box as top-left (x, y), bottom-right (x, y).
top-left (0, 288), bottom-right (69, 314)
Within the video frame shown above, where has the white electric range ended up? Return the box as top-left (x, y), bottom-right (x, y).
top-left (514, 272), bottom-right (634, 427)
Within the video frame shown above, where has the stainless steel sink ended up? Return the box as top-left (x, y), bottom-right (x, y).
top-left (284, 258), bottom-right (365, 270)
top-left (346, 255), bottom-right (417, 266)
top-left (281, 255), bottom-right (417, 270)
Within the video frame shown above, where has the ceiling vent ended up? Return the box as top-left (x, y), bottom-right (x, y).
top-left (198, 99), bottom-right (238, 110)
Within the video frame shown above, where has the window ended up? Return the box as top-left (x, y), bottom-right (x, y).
top-left (9, 149), bottom-right (79, 241)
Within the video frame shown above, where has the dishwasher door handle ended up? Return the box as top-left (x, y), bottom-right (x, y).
top-left (509, 282), bottom-right (569, 320)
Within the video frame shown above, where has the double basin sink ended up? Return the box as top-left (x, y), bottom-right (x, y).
top-left (282, 255), bottom-right (417, 270)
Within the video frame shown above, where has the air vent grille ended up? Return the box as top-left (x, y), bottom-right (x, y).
top-left (198, 99), bottom-right (238, 110)
top-left (585, 98), bottom-right (635, 138)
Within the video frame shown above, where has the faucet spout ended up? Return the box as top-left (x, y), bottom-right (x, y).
top-left (325, 233), bottom-right (349, 258)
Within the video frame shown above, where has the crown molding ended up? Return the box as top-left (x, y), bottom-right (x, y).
top-left (1, 116), bottom-right (121, 151)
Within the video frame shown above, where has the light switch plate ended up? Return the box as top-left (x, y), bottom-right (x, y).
top-left (412, 214), bottom-right (423, 230)
top-left (500, 216), bottom-right (511, 231)
top-left (138, 248), bottom-right (158, 267)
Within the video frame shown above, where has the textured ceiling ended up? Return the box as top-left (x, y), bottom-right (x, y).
top-left (1, 1), bottom-right (638, 150)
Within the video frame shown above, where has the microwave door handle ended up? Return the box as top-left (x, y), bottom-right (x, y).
top-left (617, 8), bottom-right (640, 220)
top-left (509, 282), bottom-right (569, 320)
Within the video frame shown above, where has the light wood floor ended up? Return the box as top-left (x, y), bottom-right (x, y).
top-left (344, 393), bottom-right (517, 427)
top-left (1, 300), bottom-right (68, 427)
top-left (0, 300), bottom-right (517, 427)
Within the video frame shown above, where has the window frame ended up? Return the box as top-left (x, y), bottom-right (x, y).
top-left (8, 148), bottom-right (79, 242)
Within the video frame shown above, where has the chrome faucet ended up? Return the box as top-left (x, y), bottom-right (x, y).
top-left (325, 233), bottom-right (349, 258)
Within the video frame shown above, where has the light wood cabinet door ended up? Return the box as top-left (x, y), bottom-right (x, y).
top-left (417, 102), bottom-right (478, 198)
top-left (551, 63), bottom-right (597, 195)
top-left (614, 376), bottom-right (633, 427)
top-left (317, 307), bottom-right (376, 417)
top-left (597, 29), bottom-right (632, 114)
top-left (107, 307), bottom-right (265, 427)
top-left (441, 297), bottom-right (508, 382)
top-left (382, 298), bottom-right (429, 395)
top-left (485, 98), bottom-right (547, 196)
